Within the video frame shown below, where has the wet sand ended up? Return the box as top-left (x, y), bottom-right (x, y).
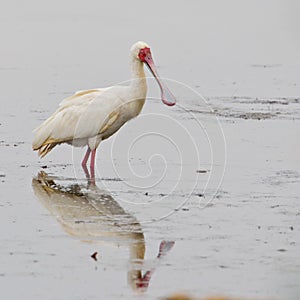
top-left (1, 1), bottom-right (300, 299)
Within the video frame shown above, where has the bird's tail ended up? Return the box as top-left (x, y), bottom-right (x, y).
top-left (32, 117), bottom-right (58, 157)
top-left (36, 142), bottom-right (58, 158)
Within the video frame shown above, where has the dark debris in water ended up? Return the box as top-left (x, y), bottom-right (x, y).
top-left (196, 170), bottom-right (208, 173)
top-left (0, 141), bottom-right (25, 147)
top-left (190, 96), bottom-right (300, 120)
top-left (270, 204), bottom-right (280, 209)
top-left (235, 112), bottom-right (274, 120)
top-left (30, 109), bottom-right (50, 113)
top-left (74, 220), bottom-right (85, 224)
top-left (91, 252), bottom-right (98, 261)
top-left (251, 63), bottom-right (282, 68)
top-left (219, 265), bottom-right (229, 269)
top-left (196, 193), bottom-right (204, 197)
top-left (100, 177), bottom-right (122, 182)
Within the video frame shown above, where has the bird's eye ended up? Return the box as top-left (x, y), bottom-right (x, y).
top-left (138, 50), bottom-right (145, 61)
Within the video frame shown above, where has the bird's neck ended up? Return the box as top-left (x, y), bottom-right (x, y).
top-left (130, 58), bottom-right (147, 89)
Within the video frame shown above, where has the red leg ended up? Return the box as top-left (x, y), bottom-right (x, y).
top-left (81, 147), bottom-right (91, 181)
top-left (90, 149), bottom-right (96, 185)
top-left (81, 147), bottom-right (91, 167)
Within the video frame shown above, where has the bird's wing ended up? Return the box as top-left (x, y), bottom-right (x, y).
top-left (58, 88), bottom-right (109, 108)
top-left (99, 110), bottom-right (120, 134)
top-left (32, 88), bottom-right (123, 151)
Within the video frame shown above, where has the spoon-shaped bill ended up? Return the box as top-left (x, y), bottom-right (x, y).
top-left (143, 50), bottom-right (176, 106)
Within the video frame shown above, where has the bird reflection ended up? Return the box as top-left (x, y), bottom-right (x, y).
top-left (32, 171), bottom-right (174, 292)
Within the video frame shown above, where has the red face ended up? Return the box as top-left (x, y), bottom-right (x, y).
top-left (138, 47), bottom-right (152, 63)
top-left (138, 47), bottom-right (176, 106)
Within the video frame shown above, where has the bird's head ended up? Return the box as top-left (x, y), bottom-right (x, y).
top-left (130, 41), bottom-right (176, 106)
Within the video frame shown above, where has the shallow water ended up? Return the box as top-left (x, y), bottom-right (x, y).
top-left (1, 1), bottom-right (300, 299)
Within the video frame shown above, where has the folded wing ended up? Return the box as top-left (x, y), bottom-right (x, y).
top-left (32, 87), bottom-right (122, 157)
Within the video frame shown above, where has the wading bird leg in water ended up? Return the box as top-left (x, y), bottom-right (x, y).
top-left (81, 147), bottom-right (91, 168)
top-left (90, 149), bottom-right (97, 185)
top-left (32, 41), bottom-right (176, 169)
top-left (81, 147), bottom-right (91, 180)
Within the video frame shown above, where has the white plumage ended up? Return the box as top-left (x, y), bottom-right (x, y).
top-left (32, 41), bottom-right (176, 180)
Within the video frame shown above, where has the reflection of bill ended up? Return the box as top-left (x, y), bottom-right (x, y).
top-left (32, 171), bottom-right (175, 292)
top-left (130, 240), bottom-right (175, 292)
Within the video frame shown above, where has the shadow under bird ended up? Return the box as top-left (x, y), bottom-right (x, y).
top-left (32, 41), bottom-right (176, 181)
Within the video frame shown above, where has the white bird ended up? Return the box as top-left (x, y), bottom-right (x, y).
top-left (32, 41), bottom-right (176, 181)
